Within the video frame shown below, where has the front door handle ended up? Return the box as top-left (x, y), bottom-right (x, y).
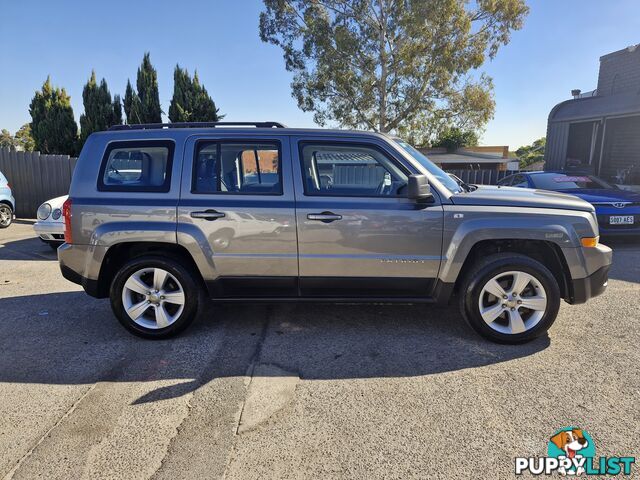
top-left (307, 212), bottom-right (342, 223)
top-left (191, 210), bottom-right (226, 221)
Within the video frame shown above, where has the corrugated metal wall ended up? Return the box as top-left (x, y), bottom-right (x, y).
top-left (0, 147), bottom-right (77, 218)
top-left (544, 122), bottom-right (570, 171)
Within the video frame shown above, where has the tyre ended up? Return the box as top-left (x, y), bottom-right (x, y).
top-left (459, 253), bottom-right (561, 344)
top-left (0, 204), bottom-right (13, 228)
top-left (110, 256), bottom-right (202, 339)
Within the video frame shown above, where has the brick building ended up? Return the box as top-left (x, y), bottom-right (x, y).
top-left (544, 44), bottom-right (640, 189)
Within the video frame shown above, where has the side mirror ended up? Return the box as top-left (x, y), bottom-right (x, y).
top-left (407, 174), bottom-right (433, 202)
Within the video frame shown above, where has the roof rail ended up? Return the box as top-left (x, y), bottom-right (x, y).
top-left (109, 121), bottom-right (287, 131)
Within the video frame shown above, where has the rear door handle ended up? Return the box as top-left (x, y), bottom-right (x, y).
top-left (307, 212), bottom-right (342, 223)
top-left (191, 210), bottom-right (226, 221)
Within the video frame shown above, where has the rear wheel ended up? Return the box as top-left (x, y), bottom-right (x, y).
top-left (459, 253), bottom-right (561, 344)
top-left (110, 256), bottom-right (202, 339)
top-left (0, 204), bottom-right (12, 228)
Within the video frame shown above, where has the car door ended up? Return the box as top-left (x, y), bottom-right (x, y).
top-left (177, 134), bottom-right (298, 297)
top-left (292, 136), bottom-right (444, 298)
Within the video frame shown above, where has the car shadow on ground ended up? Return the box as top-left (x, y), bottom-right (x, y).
top-left (0, 291), bottom-right (550, 404)
top-left (0, 236), bottom-right (58, 261)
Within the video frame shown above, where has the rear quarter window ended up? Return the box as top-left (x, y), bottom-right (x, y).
top-left (98, 140), bottom-right (175, 192)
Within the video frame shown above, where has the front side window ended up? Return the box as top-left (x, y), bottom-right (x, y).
top-left (300, 143), bottom-right (408, 197)
top-left (193, 142), bottom-right (282, 194)
top-left (100, 141), bottom-right (173, 191)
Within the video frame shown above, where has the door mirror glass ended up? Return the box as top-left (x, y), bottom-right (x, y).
top-left (407, 174), bottom-right (433, 201)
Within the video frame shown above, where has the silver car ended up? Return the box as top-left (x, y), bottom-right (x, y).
top-left (0, 170), bottom-right (16, 229)
top-left (58, 122), bottom-right (612, 343)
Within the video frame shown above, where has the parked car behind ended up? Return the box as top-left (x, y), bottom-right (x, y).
top-left (34, 195), bottom-right (68, 249)
top-left (0, 171), bottom-right (16, 228)
top-left (498, 171), bottom-right (640, 237)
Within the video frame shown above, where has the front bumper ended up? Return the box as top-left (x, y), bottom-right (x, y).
top-left (566, 242), bottom-right (612, 304)
top-left (569, 264), bottom-right (610, 304)
top-left (34, 221), bottom-right (65, 241)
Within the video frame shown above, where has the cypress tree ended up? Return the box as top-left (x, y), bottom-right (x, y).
top-left (169, 66), bottom-right (222, 123)
top-left (124, 79), bottom-right (142, 124)
top-left (79, 71), bottom-right (120, 145)
top-left (136, 52), bottom-right (162, 123)
top-left (192, 72), bottom-right (222, 122)
top-left (112, 95), bottom-right (123, 125)
top-left (168, 65), bottom-right (192, 122)
top-left (29, 77), bottom-right (78, 155)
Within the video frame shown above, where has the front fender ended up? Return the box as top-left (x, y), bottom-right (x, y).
top-left (438, 206), bottom-right (597, 284)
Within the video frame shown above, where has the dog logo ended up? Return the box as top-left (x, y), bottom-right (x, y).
top-left (515, 426), bottom-right (635, 476)
top-left (548, 428), bottom-right (594, 475)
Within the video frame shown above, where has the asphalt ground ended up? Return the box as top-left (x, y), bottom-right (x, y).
top-left (0, 220), bottom-right (638, 479)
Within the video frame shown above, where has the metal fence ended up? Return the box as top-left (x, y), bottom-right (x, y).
top-left (446, 168), bottom-right (512, 185)
top-left (0, 147), bottom-right (76, 218)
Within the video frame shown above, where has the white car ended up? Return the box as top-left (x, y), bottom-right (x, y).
top-left (34, 195), bottom-right (67, 249)
top-left (0, 170), bottom-right (16, 228)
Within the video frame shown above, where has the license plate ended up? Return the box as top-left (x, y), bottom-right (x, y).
top-left (609, 215), bottom-right (634, 225)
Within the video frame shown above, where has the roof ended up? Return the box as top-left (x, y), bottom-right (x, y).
top-left (549, 92), bottom-right (640, 123)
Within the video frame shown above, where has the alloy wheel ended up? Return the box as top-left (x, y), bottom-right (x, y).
top-left (121, 267), bottom-right (185, 329)
top-left (0, 206), bottom-right (11, 227)
top-left (477, 270), bottom-right (547, 335)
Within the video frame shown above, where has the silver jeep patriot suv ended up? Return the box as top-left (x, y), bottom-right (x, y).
top-left (58, 122), bottom-right (612, 343)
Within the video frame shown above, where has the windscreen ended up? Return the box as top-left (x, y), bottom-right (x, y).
top-left (393, 138), bottom-right (463, 193)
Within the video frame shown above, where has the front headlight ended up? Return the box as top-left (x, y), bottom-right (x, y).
top-left (37, 203), bottom-right (52, 220)
top-left (52, 208), bottom-right (62, 220)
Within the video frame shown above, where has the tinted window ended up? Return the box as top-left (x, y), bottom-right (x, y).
top-left (193, 142), bottom-right (282, 195)
top-left (512, 175), bottom-right (529, 188)
top-left (300, 143), bottom-right (408, 197)
top-left (530, 174), bottom-right (612, 191)
top-left (100, 141), bottom-right (173, 191)
top-left (497, 175), bottom-right (514, 186)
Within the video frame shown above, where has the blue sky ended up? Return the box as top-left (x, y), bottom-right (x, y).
top-left (1, 0), bottom-right (639, 149)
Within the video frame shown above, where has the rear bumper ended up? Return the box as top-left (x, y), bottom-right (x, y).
top-left (568, 265), bottom-right (610, 304)
top-left (60, 263), bottom-right (101, 298)
top-left (58, 243), bottom-right (104, 298)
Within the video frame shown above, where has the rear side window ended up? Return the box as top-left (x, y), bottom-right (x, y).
top-left (299, 143), bottom-right (408, 197)
top-left (99, 141), bottom-right (174, 192)
top-left (193, 141), bottom-right (282, 195)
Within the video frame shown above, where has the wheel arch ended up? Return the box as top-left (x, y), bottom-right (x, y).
top-left (453, 239), bottom-right (572, 301)
top-left (95, 242), bottom-right (206, 298)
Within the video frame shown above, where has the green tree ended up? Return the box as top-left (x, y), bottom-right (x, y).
top-left (0, 129), bottom-right (14, 149)
top-left (124, 53), bottom-right (161, 123)
top-left (14, 123), bottom-right (35, 151)
top-left (260, 0), bottom-right (527, 139)
top-left (169, 65), bottom-right (222, 122)
top-left (113, 94), bottom-right (123, 125)
top-left (123, 80), bottom-right (142, 124)
top-left (29, 77), bottom-right (78, 155)
top-left (432, 126), bottom-right (479, 151)
top-left (136, 52), bottom-right (162, 123)
top-left (516, 137), bottom-right (546, 168)
top-left (79, 71), bottom-right (121, 145)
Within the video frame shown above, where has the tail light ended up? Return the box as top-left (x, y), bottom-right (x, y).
top-left (62, 198), bottom-right (73, 244)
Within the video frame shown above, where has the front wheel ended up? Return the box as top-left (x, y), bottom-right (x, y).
top-left (0, 204), bottom-right (13, 228)
top-left (459, 253), bottom-right (561, 344)
top-left (110, 256), bottom-right (202, 339)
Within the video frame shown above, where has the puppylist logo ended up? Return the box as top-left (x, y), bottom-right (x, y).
top-left (515, 427), bottom-right (635, 476)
